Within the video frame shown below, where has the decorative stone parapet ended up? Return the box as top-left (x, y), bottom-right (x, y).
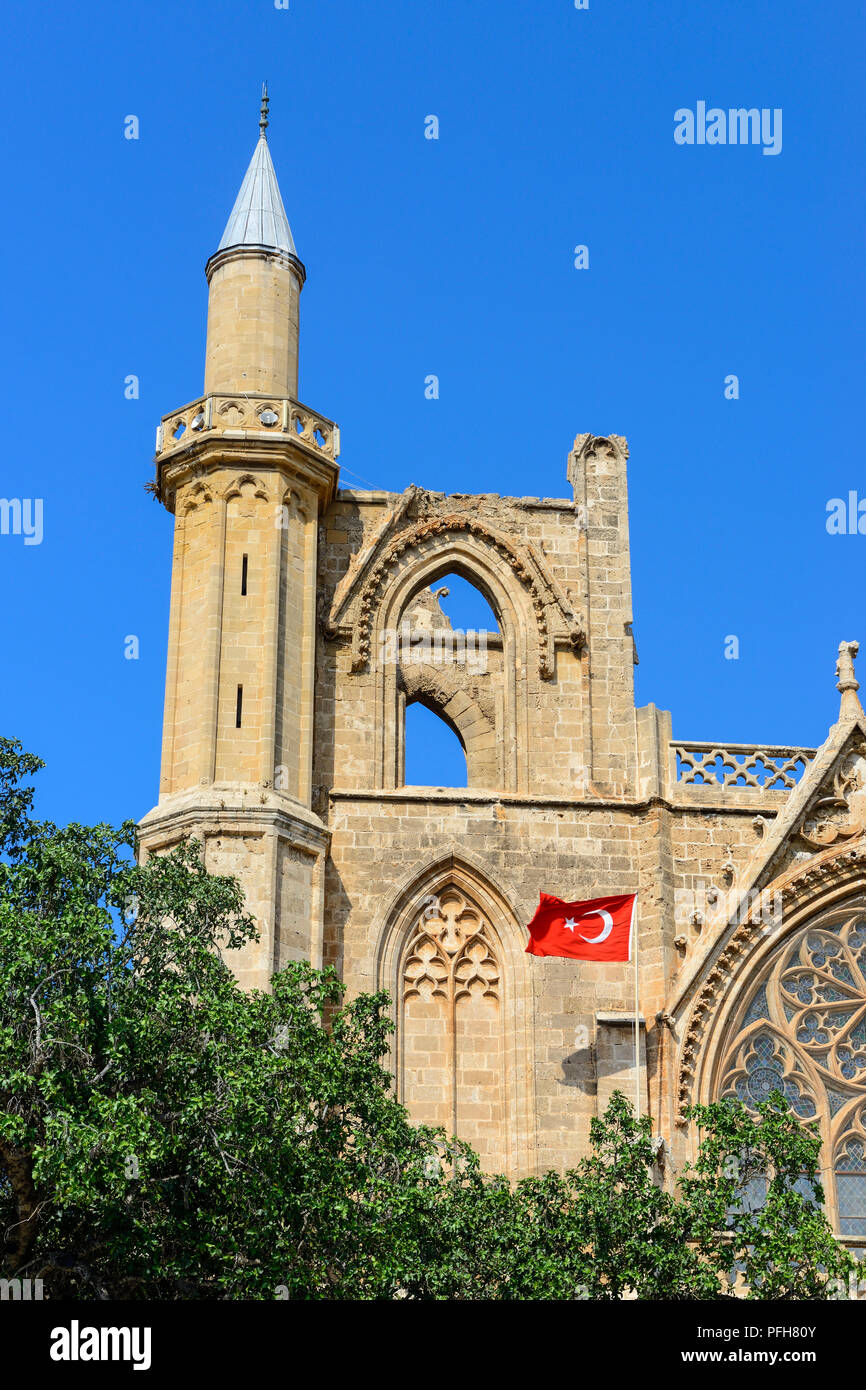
top-left (155, 393), bottom-right (340, 465)
top-left (672, 742), bottom-right (817, 791)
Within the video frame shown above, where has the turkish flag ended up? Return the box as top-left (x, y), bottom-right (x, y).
top-left (525, 892), bottom-right (637, 961)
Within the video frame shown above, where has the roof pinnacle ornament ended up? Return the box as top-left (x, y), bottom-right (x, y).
top-left (260, 82), bottom-right (269, 139)
top-left (836, 640), bottom-right (863, 720)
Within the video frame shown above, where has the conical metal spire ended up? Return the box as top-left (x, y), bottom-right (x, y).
top-left (216, 86), bottom-right (297, 257)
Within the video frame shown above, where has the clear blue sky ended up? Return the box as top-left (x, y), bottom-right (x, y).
top-left (0, 0), bottom-right (863, 821)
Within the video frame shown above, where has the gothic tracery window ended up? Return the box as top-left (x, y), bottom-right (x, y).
top-left (717, 907), bottom-right (866, 1239)
top-left (399, 886), bottom-right (505, 1171)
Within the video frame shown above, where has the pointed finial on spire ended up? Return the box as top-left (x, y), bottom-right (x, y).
top-left (836, 640), bottom-right (863, 719)
top-left (260, 82), bottom-right (269, 139)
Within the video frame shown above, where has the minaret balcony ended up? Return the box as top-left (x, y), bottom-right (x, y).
top-left (152, 393), bottom-right (340, 510)
top-left (155, 392), bottom-right (340, 465)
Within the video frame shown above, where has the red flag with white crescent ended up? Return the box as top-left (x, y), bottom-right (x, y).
top-left (524, 892), bottom-right (637, 961)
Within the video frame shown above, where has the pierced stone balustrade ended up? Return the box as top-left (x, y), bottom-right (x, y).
top-left (155, 393), bottom-right (340, 464)
top-left (673, 741), bottom-right (817, 791)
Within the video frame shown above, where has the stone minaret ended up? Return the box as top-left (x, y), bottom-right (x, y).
top-left (139, 90), bottom-right (338, 990)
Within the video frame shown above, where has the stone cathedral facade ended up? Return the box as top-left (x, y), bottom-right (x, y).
top-left (140, 109), bottom-right (866, 1247)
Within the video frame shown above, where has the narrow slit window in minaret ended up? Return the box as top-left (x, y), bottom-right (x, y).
top-left (241, 554), bottom-right (248, 595)
top-left (236, 686), bottom-right (243, 728)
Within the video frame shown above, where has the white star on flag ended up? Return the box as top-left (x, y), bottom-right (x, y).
top-left (563, 918), bottom-right (577, 931)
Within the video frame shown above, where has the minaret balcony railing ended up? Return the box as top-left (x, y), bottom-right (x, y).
top-left (154, 393), bottom-right (340, 464)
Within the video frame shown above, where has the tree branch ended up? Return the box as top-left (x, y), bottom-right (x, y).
top-left (0, 1138), bottom-right (40, 1274)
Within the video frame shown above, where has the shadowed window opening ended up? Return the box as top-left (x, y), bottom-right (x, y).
top-left (241, 554), bottom-right (248, 595)
top-left (235, 685), bottom-right (243, 728)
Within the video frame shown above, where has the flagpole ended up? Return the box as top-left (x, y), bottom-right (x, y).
top-left (633, 897), bottom-right (640, 1118)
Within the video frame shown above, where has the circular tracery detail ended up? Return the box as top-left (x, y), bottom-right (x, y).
top-left (720, 913), bottom-right (866, 1105)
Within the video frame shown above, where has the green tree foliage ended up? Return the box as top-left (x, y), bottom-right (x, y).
top-left (681, 1094), bottom-right (855, 1299)
top-left (0, 739), bottom-right (855, 1299)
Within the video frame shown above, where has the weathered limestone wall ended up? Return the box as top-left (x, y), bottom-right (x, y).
top-left (320, 787), bottom-right (818, 1176)
top-left (308, 442), bottom-right (812, 1178)
top-left (324, 793), bottom-right (651, 1172)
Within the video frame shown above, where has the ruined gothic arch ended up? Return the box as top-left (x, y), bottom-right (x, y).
top-left (375, 852), bottom-right (536, 1176)
top-left (369, 531), bottom-right (537, 791)
top-left (399, 662), bottom-right (497, 787)
top-left (680, 841), bottom-right (866, 1237)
